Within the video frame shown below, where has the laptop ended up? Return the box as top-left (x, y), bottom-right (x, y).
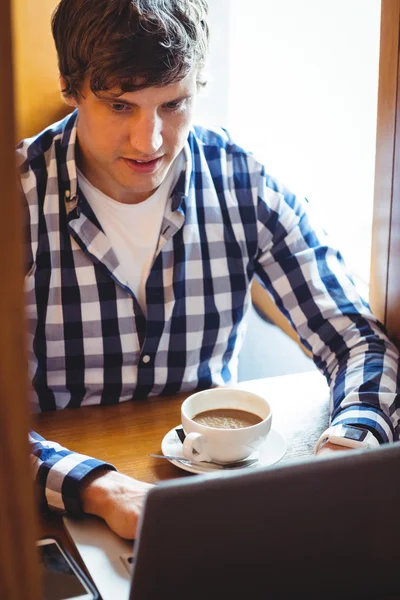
top-left (64, 442), bottom-right (400, 600)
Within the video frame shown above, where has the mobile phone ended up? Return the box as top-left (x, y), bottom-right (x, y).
top-left (36, 537), bottom-right (99, 600)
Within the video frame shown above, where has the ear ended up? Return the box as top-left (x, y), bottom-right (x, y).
top-left (59, 76), bottom-right (78, 107)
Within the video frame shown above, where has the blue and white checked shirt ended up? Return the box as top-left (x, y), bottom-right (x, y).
top-left (18, 111), bottom-right (399, 515)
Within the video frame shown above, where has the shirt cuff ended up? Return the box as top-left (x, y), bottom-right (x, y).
top-left (330, 404), bottom-right (395, 445)
top-left (37, 453), bottom-right (116, 516)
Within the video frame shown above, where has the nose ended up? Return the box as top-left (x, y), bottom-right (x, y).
top-left (129, 110), bottom-right (163, 157)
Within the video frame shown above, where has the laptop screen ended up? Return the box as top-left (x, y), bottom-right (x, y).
top-left (130, 443), bottom-right (400, 599)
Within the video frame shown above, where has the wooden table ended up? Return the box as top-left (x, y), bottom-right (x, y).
top-left (34, 370), bottom-right (329, 551)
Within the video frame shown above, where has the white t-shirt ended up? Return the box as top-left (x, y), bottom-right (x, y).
top-left (77, 154), bottom-right (183, 312)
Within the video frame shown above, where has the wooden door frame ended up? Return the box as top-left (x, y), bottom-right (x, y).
top-left (370, 0), bottom-right (400, 345)
top-left (0, 0), bottom-right (40, 597)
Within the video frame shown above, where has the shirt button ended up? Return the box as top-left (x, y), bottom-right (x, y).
top-left (142, 354), bottom-right (151, 364)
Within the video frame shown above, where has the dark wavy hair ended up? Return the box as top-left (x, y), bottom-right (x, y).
top-left (51, 0), bottom-right (209, 99)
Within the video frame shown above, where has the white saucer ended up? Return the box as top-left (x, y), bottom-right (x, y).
top-left (160, 425), bottom-right (287, 475)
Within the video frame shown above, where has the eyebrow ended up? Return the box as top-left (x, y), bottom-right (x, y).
top-left (97, 93), bottom-right (192, 106)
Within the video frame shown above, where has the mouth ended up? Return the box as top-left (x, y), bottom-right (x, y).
top-left (121, 156), bottom-right (163, 174)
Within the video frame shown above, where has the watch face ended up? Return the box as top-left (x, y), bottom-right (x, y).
top-left (339, 424), bottom-right (368, 442)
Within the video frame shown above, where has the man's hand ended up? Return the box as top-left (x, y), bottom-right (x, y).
top-left (315, 441), bottom-right (351, 455)
top-left (80, 469), bottom-right (154, 539)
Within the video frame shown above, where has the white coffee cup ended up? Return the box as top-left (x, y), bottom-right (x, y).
top-left (181, 388), bottom-right (272, 464)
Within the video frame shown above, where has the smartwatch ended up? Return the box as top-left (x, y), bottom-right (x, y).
top-left (314, 424), bottom-right (380, 454)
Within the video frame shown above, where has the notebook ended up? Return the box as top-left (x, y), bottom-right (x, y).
top-left (64, 442), bottom-right (400, 599)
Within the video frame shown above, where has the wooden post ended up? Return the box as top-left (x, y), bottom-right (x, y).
top-left (370, 0), bottom-right (400, 344)
top-left (0, 0), bottom-right (41, 598)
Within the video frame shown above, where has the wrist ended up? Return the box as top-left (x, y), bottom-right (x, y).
top-left (80, 468), bottom-right (118, 517)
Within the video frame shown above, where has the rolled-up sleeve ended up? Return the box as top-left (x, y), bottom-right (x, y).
top-left (253, 166), bottom-right (400, 444)
top-left (29, 430), bottom-right (116, 515)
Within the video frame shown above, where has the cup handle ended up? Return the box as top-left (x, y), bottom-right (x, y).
top-left (182, 432), bottom-right (212, 463)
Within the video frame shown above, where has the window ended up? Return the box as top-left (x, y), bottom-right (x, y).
top-left (195, 0), bottom-right (381, 293)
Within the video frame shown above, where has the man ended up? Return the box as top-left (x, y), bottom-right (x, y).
top-left (20, 0), bottom-right (399, 540)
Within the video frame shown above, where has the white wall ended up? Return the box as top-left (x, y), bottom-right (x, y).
top-left (195, 0), bottom-right (381, 286)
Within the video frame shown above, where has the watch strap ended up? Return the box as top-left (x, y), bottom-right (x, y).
top-left (314, 425), bottom-right (379, 454)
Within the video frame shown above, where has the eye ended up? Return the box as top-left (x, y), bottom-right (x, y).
top-left (109, 102), bottom-right (130, 113)
top-left (162, 99), bottom-right (186, 111)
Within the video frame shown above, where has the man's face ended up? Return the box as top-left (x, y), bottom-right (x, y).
top-left (70, 71), bottom-right (198, 204)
